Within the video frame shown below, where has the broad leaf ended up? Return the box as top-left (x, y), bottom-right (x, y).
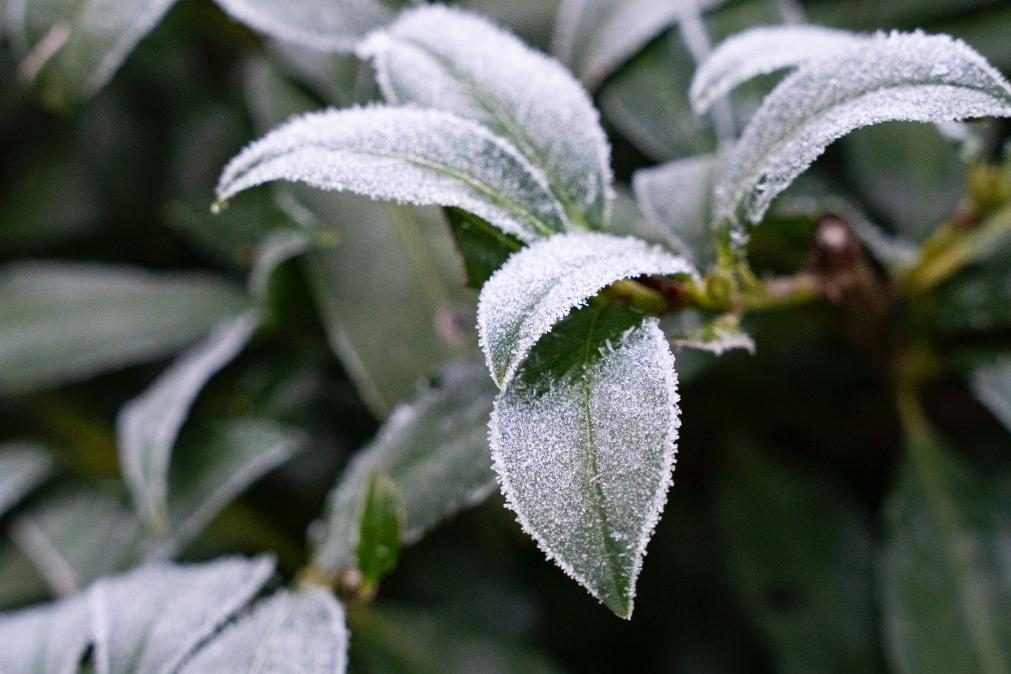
top-left (312, 358), bottom-right (496, 578)
top-left (213, 0), bottom-right (398, 52)
top-left (361, 5), bottom-right (613, 227)
top-left (3, 0), bottom-right (179, 105)
top-left (0, 262), bottom-right (248, 393)
top-left (632, 154), bottom-right (720, 267)
top-left (552, 0), bottom-right (725, 89)
top-left (0, 441), bottom-right (52, 518)
top-left (90, 556), bottom-right (275, 674)
top-left (181, 588), bottom-right (348, 674)
top-left (718, 444), bottom-right (875, 673)
top-left (216, 106), bottom-right (568, 242)
top-left (881, 434), bottom-right (1011, 674)
top-left (689, 25), bottom-right (867, 114)
top-left (971, 358), bottom-right (1011, 435)
top-left (118, 311), bottom-right (259, 530)
top-left (478, 232), bottom-right (695, 388)
top-left (0, 593), bottom-right (90, 674)
top-left (490, 308), bottom-right (680, 618)
top-left (714, 31), bottom-right (1011, 228)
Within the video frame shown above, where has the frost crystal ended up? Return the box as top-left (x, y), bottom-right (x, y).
top-left (90, 556), bottom-right (274, 674)
top-left (689, 25), bottom-right (868, 114)
top-left (490, 319), bottom-right (680, 618)
top-left (714, 31), bottom-right (1011, 227)
top-left (0, 593), bottom-right (90, 674)
top-left (216, 106), bottom-right (569, 242)
top-left (181, 589), bottom-right (348, 674)
top-left (118, 311), bottom-right (259, 529)
top-left (478, 232), bottom-right (696, 388)
top-left (213, 0), bottom-right (395, 52)
top-left (632, 154), bottom-right (720, 267)
top-left (0, 441), bottom-right (52, 519)
top-left (361, 6), bottom-right (613, 227)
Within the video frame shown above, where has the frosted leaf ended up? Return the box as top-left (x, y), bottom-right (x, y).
top-left (181, 588), bottom-right (347, 674)
top-left (3, 0), bottom-right (179, 103)
top-left (478, 232), bottom-right (696, 388)
top-left (490, 317), bottom-right (680, 618)
top-left (632, 154), bottom-right (720, 267)
top-left (0, 262), bottom-right (248, 393)
top-left (216, 106), bottom-right (568, 242)
top-left (689, 25), bottom-right (868, 114)
top-left (0, 593), bottom-right (90, 674)
top-left (552, 0), bottom-right (726, 89)
top-left (668, 314), bottom-right (755, 355)
top-left (90, 556), bottom-right (274, 674)
top-left (0, 441), bottom-right (52, 518)
top-left (971, 358), bottom-right (1011, 435)
top-left (312, 358), bottom-right (497, 576)
top-left (715, 31), bottom-right (1011, 228)
top-left (213, 0), bottom-right (397, 52)
top-left (118, 311), bottom-right (259, 530)
top-left (361, 5), bottom-right (612, 227)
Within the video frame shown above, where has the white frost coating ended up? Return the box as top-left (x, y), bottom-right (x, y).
top-left (361, 5), bottom-right (613, 227)
top-left (90, 556), bottom-right (274, 674)
top-left (0, 441), bottom-right (52, 518)
top-left (478, 232), bottom-right (696, 388)
top-left (0, 593), bottom-right (90, 674)
top-left (181, 589), bottom-right (348, 674)
top-left (689, 25), bottom-right (868, 114)
top-left (490, 319), bottom-right (680, 618)
top-left (213, 0), bottom-right (394, 52)
top-left (971, 359), bottom-right (1011, 435)
top-left (216, 106), bottom-right (569, 242)
top-left (312, 358), bottom-right (497, 574)
top-left (715, 31), bottom-right (1011, 228)
top-left (118, 311), bottom-right (259, 529)
top-left (552, 0), bottom-right (726, 89)
top-left (633, 154), bottom-right (720, 267)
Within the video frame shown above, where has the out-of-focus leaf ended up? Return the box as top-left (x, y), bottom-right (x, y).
top-left (718, 444), bottom-right (875, 673)
top-left (0, 441), bottom-right (52, 518)
top-left (355, 471), bottom-right (403, 590)
top-left (935, 265), bottom-right (1011, 332)
top-left (0, 592), bottom-right (90, 674)
top-left (807, 0), bottom-right (1001, 31)
top-left (0, 263), bottom-right (249, 394)
top-left (311, 358), bottom-right (496, 579)
top-left (3, 0), bottom-right (179, 106)
top-left (0, 538), bottom-right (49, 609)
top-left (90, 556), bottom-right (275, 674)
top-left (457, 0), bottom-right (560, 49)
top-left (970, 358), bottom-right (1011, 435)
top-left (118, 312), bottom-right (259, 530)
top-left (881, 433), bottom-right (1011, 674)
top-left (181, 588), bottom-right (348, 674)
top-left (266, 40), bottom-right (376, 107)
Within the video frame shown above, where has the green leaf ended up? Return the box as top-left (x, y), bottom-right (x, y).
top-left (881, 433), bottom-right (1011, 674)
top-left (971, 358), bottom-right (1011, 434)
top-left (489, 306), bottom-right (680, 618)
top-left (0, 263), bottom-right (249, 394)
top-left (0, 441), bottom-right (52, 518)
top-left (355, 471), bottom-right (404, 591)
top-left (717, 444), bottom-right (876, 674)
top-left (0, 592), bottom-right (91, 674)
top-left (311, 358), bottom-right (496, 580)
top-left (445, 208), bottom-right (522, 290)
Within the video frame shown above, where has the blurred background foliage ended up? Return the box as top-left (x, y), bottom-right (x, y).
top-left (0, 0), bottom-right (1009, 672)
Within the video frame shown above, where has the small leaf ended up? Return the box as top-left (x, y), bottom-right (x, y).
top-left (213, 0), bottom-right (399, 52)
top-left (0, 262), bottom-right (249, 393)
top-left (216, 106), bottom-right (569, 242)
top-left (667, 313), bottom-right (755, 355)
top-left (0, 593), bottom-right (90, 674)
top-left (355, 471), bottom-right (404, 590)
top-left (312, 358), bottom-right (496, 578)
top-left (880, 434), bottom-right (1011, 674)
top-left (632, 154), bottom-right (720, 267)
top-left (490, 308), bottom-right (681, 618)
top-left (90, 556), bottom-right (275, 674)
top-left (478, 232), bottom-right (696, 388)
top-left (361, 5), bottom-right (613, 227)
top-left (118, 311), bottom-right (260, 530)
top-left (181, 588), bottom-right (348, 674)
top-left (714, 31), bottom-right (1011, 228)
top-left (689, 25), bottom-right (867, 114)
top-left (970, 358), bottom-right (1011, 435)
top-left (0, 441), bottom-right (52, 518)
top-left (445, 208), bottom-right (523, 290)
